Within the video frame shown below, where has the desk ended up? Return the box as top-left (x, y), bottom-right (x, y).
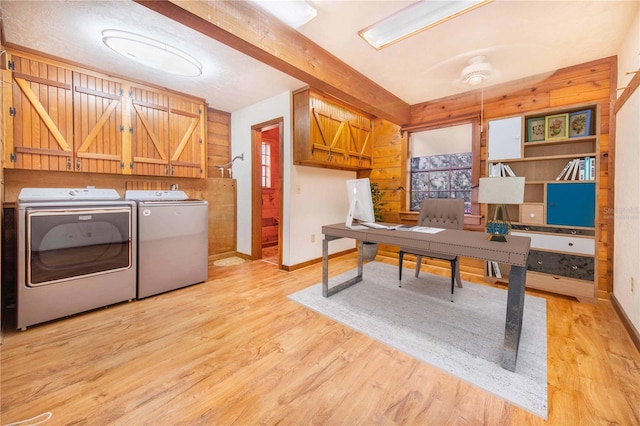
top-left (321, 223), bottom-right (531, 372)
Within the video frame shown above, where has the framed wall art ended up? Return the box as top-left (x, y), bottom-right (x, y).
top-left (568, 109), bottom-right (592, 138)
top-left (526, 117), bottom-right (546, 142)
top-left (545, 113), bottom-right (569, 140)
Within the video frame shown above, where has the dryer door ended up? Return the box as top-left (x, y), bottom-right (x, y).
top-left (26, 207), bottom-right (132, 286)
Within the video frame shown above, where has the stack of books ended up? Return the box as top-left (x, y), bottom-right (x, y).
top-left (488, 162), bottom-right (516, 177)
top-left (555, 157), bottom-right (596, 181)
top-left (486, 261), bottom-right (503, 278)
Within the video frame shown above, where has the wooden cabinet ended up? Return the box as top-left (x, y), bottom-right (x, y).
top-left (73, 71), bottom-right (125, 174)
top-left (4, 50), bottom-right (206, 178)
top-left (130, 86), bottom-right (205, 178)
top-left (7, 53), bottom-right (74, 171)
top-left (293, 88), bottom-right (373, 171)
top-left (486, 104), bottom-right (599, 302)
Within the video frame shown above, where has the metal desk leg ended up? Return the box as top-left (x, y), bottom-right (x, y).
top-left (502, 265), bottom-right (527, 371)
top-left (322, 237), bottom-right (363, 297)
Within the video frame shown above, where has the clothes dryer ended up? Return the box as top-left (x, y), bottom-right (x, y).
top-left (125, 190), bottom-right (208, 298)
top-left (16, 188), bottom-right (137, 329)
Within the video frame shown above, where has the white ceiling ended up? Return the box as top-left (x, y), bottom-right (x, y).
top-left (2, 1), bottom-right (638, 114)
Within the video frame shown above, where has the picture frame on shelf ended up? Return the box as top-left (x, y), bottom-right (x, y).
top-left (545, 113), bottom-right (569, 140)
top-left (526, 117), bottom-right (546, 142)
top-left (568, 109), bottom-right (592, 138)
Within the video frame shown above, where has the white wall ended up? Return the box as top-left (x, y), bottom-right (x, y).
top-left (613, 6), bottom-right (640, 334)
top-left (231, 91), bottom-right (355, 267)
top-left (288, 165), bottom-right (355, 266)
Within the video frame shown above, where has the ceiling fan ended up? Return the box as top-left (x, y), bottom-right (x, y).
top-left (459, 55), bottom-right (494, 86)
top-left (425, 44), bottom-right (562, 95)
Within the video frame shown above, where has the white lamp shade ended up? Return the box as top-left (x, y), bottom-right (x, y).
top-left (478, 177), bottom-right (525, 204)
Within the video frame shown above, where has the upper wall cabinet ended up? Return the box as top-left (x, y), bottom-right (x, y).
top-left (73, 71), bottom-right (125, 174)
top-left (129, 86), bottom-right (205, 178)
top-left (4, 51), bottom-right (206, 178)
top-left (7, 54), bottom-right (75, 171)
top-left (293, 88), bottom-right (373, 171)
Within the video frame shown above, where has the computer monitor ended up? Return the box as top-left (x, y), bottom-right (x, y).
top-left (345, 178), bottom-right (375, 228)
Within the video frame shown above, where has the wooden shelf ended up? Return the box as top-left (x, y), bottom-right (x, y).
top-left (485, 104), bottom-right (599, 301)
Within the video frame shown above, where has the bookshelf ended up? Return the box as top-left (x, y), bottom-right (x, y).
top-left (485, 104), bottom-right (599, 302)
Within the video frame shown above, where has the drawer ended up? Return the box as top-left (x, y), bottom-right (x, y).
top-left (511, 231), bottom-right (594, 255)
top-left (527, 250), bottom-right (594, 281)
top-left (511, 224), bottom-right (595, 236)
top-left (519, 204), bottom-right (544, 224)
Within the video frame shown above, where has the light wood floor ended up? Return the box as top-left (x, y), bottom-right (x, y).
top-left (1, 254), bottom-right (639, 425)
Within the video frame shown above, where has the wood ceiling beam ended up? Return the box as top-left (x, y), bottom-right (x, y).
top-left (134, 0), bottom-right (411, 125)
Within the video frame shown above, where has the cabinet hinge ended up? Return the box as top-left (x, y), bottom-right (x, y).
top-left (10, 152), bottom-right (16, 162)
top-left (9, 107), bottom-right (16, 117)
top-left (129, 127), bottom-right (133, 133)
top-left (119, 89), bottom-right (124, 96)
top-left (129, 162), bottom-right (134, 169)
top-left (119, 125), bottom-right (124, 132)
top-left (120, 162), bottom-right (125, 169)
top-left (7, 60), bottom-right (14, 70)
top-left (128, 90), bottom-right (133, 98)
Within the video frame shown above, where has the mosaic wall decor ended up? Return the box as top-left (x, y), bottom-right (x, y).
top-left (410, 152), bottom-right (472, 213)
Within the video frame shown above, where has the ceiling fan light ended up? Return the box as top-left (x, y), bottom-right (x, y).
top-left (461, 55), bottom-right (492, 85)
top-left (465, 73), bottom-right (487, 85)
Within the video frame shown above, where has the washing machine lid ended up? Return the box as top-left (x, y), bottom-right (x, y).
top-left (125, 190), bottom-right (190, 201)
top-left (18, 187), bottom-right (121, 202)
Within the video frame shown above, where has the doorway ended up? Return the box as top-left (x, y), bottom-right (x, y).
top-left (251, 118), bottom-right (283, 266)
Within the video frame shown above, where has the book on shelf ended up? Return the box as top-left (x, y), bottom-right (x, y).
top-left (556, 157), bottom-right (595, 181)
top-left (571, 158), bottom-right (580, 180)
top-left (578, 158), bottom-right (585, 180)
top-left (556, 160), bottom-right (574, 180)
top-left (562, 159), bottom-right (577, 180)
top-left (489, 162), bottom-right (517, 177)
top-left (492, 261), bottom-right (502, 278)
top-left (503, 164), bottom-right (516, 177)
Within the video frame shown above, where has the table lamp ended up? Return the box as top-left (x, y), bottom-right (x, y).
top-left (478, 176), bottom-right (525, 242)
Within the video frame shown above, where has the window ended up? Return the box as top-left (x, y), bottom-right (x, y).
top-left (409, 123), bottom-right (473, 214)
top-left (410, 153), bottom-right (472, 213)
top-left (261, 142), bottom-right (271, 188)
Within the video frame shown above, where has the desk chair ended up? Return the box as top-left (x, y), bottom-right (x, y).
top-left (399, 198), bottom-right (465, 302)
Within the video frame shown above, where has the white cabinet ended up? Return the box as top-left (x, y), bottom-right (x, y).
top-left (487, 116), bottom-right (522, 160)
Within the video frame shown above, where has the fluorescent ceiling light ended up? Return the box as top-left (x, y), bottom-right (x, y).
top-left (359, 0), bottom-right (493, 50)
top-left (102, 29), bottom-right (202, 77)
top-left (252, 0), bottom-right (317, 28)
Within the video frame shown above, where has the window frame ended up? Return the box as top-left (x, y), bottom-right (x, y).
top-left (401, 114), bottom-right (482, 217)
top-left (261, 141), bottom-right (272, 188)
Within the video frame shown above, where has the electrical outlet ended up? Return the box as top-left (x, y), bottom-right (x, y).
top-left (311, 234), bottom-right (316, 243)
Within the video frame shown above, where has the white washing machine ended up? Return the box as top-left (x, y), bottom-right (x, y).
top-left (125, 190), bottom-right (208, 299)
top-left (16, 188), bottom-right (137, 330)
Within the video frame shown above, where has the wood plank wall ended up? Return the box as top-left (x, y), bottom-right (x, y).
top-left (368, 56), bottom-right (617, 298)
top-left (207, 108), bottom-right (231, 178)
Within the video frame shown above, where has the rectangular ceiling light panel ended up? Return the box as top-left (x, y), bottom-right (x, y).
top-left (359, 0), bottom-right (493, 50)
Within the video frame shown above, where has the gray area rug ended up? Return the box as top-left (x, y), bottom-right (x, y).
top-left (288, 261), bottom-right (548, 419)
